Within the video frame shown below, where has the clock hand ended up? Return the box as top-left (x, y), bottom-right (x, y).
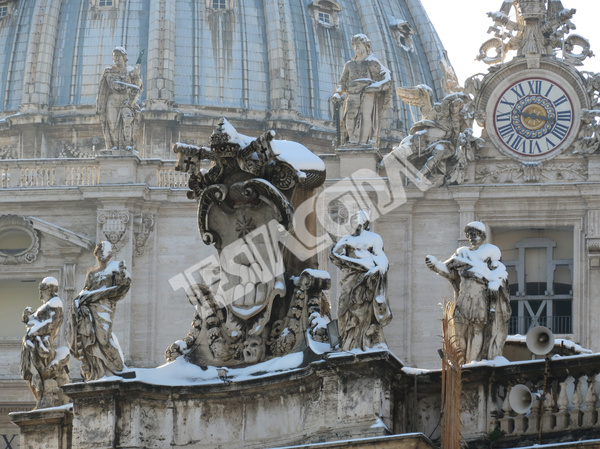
top-left (517, 110), bottom-right (555, 123)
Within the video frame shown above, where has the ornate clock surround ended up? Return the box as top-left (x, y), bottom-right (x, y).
top-left (476, 58), bottom-right (589, 163)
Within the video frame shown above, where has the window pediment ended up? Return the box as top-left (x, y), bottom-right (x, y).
top-left (389, 18), bottom-right (415, 52)
top-left (90, 0), bottom-right (119, 10)
top-left (309, 0), bottom-right (341, 28)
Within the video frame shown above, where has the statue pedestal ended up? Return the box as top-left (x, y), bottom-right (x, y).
top-left (10, 406), bottom-right (73, 449)
top-left (48, 351), bottom-right (406, 449)
top-left (335, 145), bottom-right (382, 178)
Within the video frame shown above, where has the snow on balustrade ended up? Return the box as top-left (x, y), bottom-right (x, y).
top-left (485, 354), bottom-right (600, 439)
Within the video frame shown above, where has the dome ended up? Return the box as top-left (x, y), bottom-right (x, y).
top-left (0, 0), bottom-right (448, 157)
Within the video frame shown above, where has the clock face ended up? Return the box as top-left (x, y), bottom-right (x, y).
top-left (493, 77), bottom-right (576, 159)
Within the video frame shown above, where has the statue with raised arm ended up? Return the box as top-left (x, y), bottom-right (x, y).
top-left (67, 241), bottom-right (131, 381)
top-left (331, 34), bottom-right (392, 147)
top-left (20, 277), bottom-right (70, 409)
top-left (330, 211), bottom-right (392, 351)
top-left (426, 222), bottom-right (511, 363)
top-left (97, 47), bottom-right (143, 150)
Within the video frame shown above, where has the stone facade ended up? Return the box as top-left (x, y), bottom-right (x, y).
top-left (2, 0), bottom-right (600, 448)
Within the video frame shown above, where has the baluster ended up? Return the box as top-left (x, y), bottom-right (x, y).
top-left (583, 376), bottom-right (597, 427)
top-left (555, 379), bottom-right (569, 430)
top-left (500, 389), bottom-right (514, 435)
top-left (542, 384), bottom-right (556, 431)
top-left (570, 376), bottom-right (583, 429)
top-left (527, 396), bottom-right (541, 434)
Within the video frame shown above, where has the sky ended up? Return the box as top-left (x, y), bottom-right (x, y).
top-left (419, 0), bottom-right (600, 85)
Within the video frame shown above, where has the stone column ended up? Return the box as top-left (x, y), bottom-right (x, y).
top-left (583, 207), bottom-right (600, 348)
top-left (452, 191), bottom-right (481, 246)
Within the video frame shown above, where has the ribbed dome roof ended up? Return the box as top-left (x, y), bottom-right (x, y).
top-left (0, 0), bottom-right (447, 153)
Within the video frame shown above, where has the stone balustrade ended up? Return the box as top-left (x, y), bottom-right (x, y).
top-left (431, 353), bottom-right (600, 446)
top-left (0, 156), bottom-right (193, 189)
top-left (491, 355), bottom-right (600, 442)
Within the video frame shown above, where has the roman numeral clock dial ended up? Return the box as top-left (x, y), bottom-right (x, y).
top-left (491, 77), bottom-right (578, 161)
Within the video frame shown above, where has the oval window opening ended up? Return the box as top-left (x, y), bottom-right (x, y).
top-left (0, 229), bottom-right (33, 255)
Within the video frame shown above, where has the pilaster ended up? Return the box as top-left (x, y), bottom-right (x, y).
top-left (20, 0), bottom-right (62, 114)
top-left (263, 0), bottom-right (299, 119)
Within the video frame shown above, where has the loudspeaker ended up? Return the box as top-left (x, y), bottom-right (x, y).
top-left (509, 384), bottom-right (534, 414)
top-left (526, 326), bottom-right (555, 355)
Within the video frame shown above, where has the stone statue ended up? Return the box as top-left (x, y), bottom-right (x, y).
top-left (67, 241), bottom-right (131, 381)
top-left (330, 211), bottom-right (392, 351)
top-left (331, 34), bottom-right (392, 147)
top-left (97, 47), bottom-right (143, 150)
top-left (167, 119), bottom-right (330, 367)
top-left (426, 222), bottom-right (511, 363)
top-left (387, 89), bottom-right (483, 186)
top-left (20, 277), bottom-right (70, 409)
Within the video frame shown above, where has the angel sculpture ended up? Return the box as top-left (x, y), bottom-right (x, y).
top-left (388, 87), bottom-right (483, 186)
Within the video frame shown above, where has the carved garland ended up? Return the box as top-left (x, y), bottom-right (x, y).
top-left (475, 162), bottom-right (588, 184)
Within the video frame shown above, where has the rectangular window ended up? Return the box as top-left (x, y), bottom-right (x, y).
top-left (99, 0), bottom-right (113, 7)
top-left (212, 0), bottom-right (226, 9)
top-left (497, 229), bottom-right (573, 336)
top-left (0, 6), bottom-right (8, 18)
top-left (318, 12), bottom-right (331, 25)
